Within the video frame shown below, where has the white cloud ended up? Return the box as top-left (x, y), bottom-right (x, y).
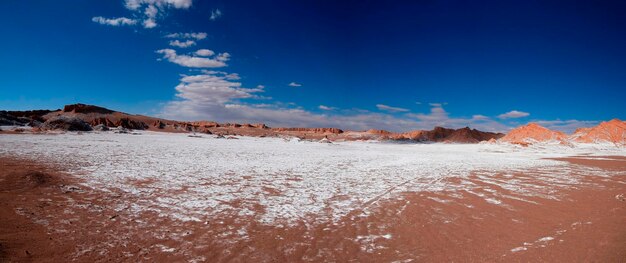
top-left (472, 115), bottom-right (490, 121)
top-left (160, 76), bottom-right (510, 132)
top-left (92, 16), bottom-right (138, 26)
top-left (498, 110), bottom-right (530, 119)
top-left (288, 82), bottom-right (302, 87)
top-left (125, 0), bottom-right (192, 10)
top-left (404, 104), bottom-right (509, 132)
top-left (156, 49), bottom-right (228, 68)
top-left (162, 91), bottom-right (510, 132)
top-left (210, 9), bottom-right (222, 21)
top-left (194, 49), bottom-right (215, 56)
top-left (406, 104), bottom-right (448, 121)
top-left (201, 70), bottom-right (239, 80)
top-left (376, 104), bottom-right (409, 113)
top-left (95, 0), bottom-right (193, 29)
top-left (164, 32), bottom-right (207, 40)
top-left (143, 18), bottom-right (157, 28)
top-left (319, 105), bottom-right (336, 111)
top-left (169, 40), bottom-right (196, 48)
top-left (216, 52), bottom-right (230, 62)
top-left (140, 4), bottom-right (159, 28)
top-left (223, 73), bottom-right (240, 80)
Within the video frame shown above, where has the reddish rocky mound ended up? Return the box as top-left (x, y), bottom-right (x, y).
top-left (391, 130), bottom-right (426, 140)
top-left (272, 127), bottom-right (344, 134)
top-left (90, 117), bottom-right (116, 127)
top-left (571, 119), bottom-right (626, 146)
top-left (391, 127), bottom-right (503, 143)
top-left (367, 129), bottom-right (392, 135)
top-left (500, 123), bottom-right (566, 145)
top-left (443, 127), bottom-right (504, 143)
top-left (63, 104), bottom-right (114, 114)
top-left (190, 121), bottom-right (221, 128)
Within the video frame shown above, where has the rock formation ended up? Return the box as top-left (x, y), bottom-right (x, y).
top-left (392, 127), bottom-right (503, 143)
top-left (571, 119), bottom-right (626, 146)
top-left (63, 104), bottom-right (114, 114)
top-left (500, 123), bottom-right (566, 145)
top-left (272, 127), bottom-right (344, 134)
top-left (42, 116), bottom-right (92, 131)
top-left (114, 118), bottom-right (148, 130)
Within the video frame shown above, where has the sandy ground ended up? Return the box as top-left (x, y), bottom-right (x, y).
top-left (0, 133), bottom-right (625, 262)
top-left (1, 156), bottom-right (624, 262)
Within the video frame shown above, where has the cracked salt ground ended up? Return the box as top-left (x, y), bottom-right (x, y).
top-left (1, 132), bottom-right (626, 261)
top-left (0, 132), bottom-right (624, 229)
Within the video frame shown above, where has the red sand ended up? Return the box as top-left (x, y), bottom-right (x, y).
top-left (1, 156), bottom-right (625, 262)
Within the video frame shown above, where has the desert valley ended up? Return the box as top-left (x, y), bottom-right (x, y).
top-left (2, 1), bottom-right (626, 262)
top-left (0, 104), bottom-right (625, 262)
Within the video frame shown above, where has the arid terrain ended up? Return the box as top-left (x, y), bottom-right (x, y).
top-left (3, 0), bottom-right (626, 261)
top-left (0, 128), bottom-right (625, 262)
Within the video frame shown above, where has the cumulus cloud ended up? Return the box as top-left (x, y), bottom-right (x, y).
top-left (319, 105), bottom-right (336, 111)
top-left (201, 70), bottom-right (240, 80)
top-left (288, 82), bottom-right (302, 87)
top-left (92, 16), bottom-right (138, 26)
top-left (404, 104), bottom-right (509, 132)
top-left (162, 95), bottom-right (509, 132)
top-left (376, 104), bottom-right (409, 113)
top-left (125, 0), bottom-right (192, 10)
top-left (498, 110), bottom-right (530, 119)
top-left (143, 19), bottom-right (157, 28)
top-left (169, 40), bottom-right (196, 48)
top-left (160, 74), bottom-right (510, 132)
top-left (156, 49), bottom-right (228, 68)
top-left (194, 49), bottom-right (215, 56)
top-left (164, 32), bottom-right (207, 40)
top-left (216, 52), bottom-right (230, 62)
top-left (210, 9), bottom-right (222, 20)
top-left (472, 115), bottom-right (490, 121)
top-left (95, 0), bottom-right (193, 29)
top-left (406, 104), bottom-right (448, 122)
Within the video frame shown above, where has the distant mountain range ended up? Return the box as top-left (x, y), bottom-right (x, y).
top-left (1, 103), bottom-right (624, 146)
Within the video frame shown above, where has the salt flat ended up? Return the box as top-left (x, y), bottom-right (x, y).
top-left (1, 131), bottom-right (626, 261)
top-left (1, 131), bottom-right (623, 227)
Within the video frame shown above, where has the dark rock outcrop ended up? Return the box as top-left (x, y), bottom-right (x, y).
top-left (42, 116), bottom-right (92, 131)
top-left (90, 117), bottom-right (116, 127)
top-left (114, 118), bottom-right (148, 130)
top-left (392, 127), bottom-right (503, 143)
top-left (0, 111), bottom-right (29, 126)
top-left (152, 120), bottom-right (166, 129)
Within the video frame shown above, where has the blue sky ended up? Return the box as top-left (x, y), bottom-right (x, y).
top-left (0, 0), bottom-right (624, 132)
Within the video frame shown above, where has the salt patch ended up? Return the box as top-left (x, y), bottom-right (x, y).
top-left (0, 132), bottom-right (623, 227)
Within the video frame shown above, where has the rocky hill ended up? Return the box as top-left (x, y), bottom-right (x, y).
top-left (499, 123), bottom-right (567, 146)
top-left (571, 119), bottom-right (626, 146)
